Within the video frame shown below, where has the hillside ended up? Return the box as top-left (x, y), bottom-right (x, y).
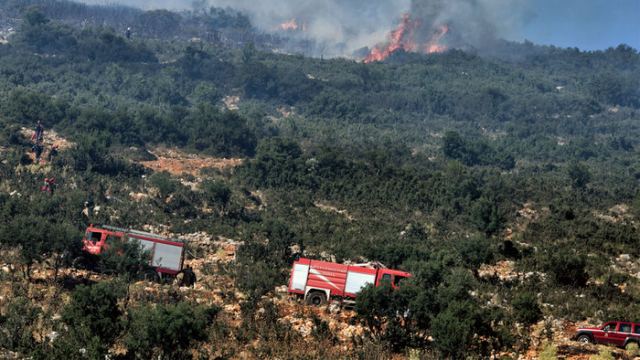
top-left (1, 2), bottom-right (640, 359)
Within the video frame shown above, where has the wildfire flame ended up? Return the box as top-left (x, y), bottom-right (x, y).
top-left (425, 24), bottom-right (449, 54)
top-left (278, 18), bottom-right (307, 32)
top-left (364, 14), bottom-right (449, 63)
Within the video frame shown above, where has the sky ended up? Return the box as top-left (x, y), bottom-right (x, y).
top-left (516, 0), bottom-right (640, 50)
top-left (78, 0), bottom-right (640, 51)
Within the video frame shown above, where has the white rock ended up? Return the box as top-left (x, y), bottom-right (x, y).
top-left (48, 331), bottom-right (59, 342)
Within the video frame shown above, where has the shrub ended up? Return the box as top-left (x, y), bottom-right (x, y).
top-left (539, 342), bottom-right (557, 360)
top-left (125, 302), bottom-right (219, 359)
top-left (512, 292), bottom-right (542, 325)
top-left (432, 301), bottom-right (478, 358)
top-left (0, 297), bottom-right (40, 353)
top-left (591, 347), bottom-right (614, 360)
top-left (546, 250), bottom-right (588, 287)
top-left (62, 280), bottom-right (127, 348)
top-left (355, 283), bottom-right (395, 337)
top-left (149, 171), bottom-right (178, 198)
top-left (626, 343), bottom-right (640, 357)
top-left (96, 238), bottom-right (153, 279)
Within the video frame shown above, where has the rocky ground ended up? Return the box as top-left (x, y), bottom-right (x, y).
top-left (139, 147), bottom-right (243, 177)
top-left (2, 132), bottom-right (639, 359)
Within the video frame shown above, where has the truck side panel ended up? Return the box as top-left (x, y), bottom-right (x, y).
top-left (152, 242), bottom-right (183, 272)
top-left (306, 261), bottom-right (349, 296)
top-left (290, 263), bottom-right (310, 292)
top-left (344, 271), bottom-right (376, 296)
top-left (136, 239), bottom-right (156, 254)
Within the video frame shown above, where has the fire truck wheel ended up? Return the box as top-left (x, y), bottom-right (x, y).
top-left (306, 292), bottom-right (327, 306)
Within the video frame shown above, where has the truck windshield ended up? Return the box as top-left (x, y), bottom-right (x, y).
top-left (87, 231), bottom-right (102, 243)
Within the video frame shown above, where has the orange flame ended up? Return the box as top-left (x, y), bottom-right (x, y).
top-left (279, 18), bottom-right (307, 32)
top-left (365, 15), bottom-right (449, 63)
top-left (425, 25), bottom-right (449, 54)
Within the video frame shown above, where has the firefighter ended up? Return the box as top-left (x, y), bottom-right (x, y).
top-left (32, 142), bottom-right (44, 163)
top-left (32, 121), bottom-right (44, 143)
top-left (41, 177), bottom-right (56, 194)
top-left (47, 144), bottom-right (59, 162)
top-left (179, 265), bottom-right (196, 287)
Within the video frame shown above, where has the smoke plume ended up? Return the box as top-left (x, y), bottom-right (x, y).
top-left (78, 0), bottom-right (530, 57)
top-left (408, 0), bottom-right (529, 50)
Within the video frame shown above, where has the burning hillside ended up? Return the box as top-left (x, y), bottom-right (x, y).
top-left (360, 0), bottom-right (525, 62)
top-left (364, 14), bottom-right (450, 63)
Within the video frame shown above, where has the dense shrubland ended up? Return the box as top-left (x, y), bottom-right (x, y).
top-left (1, 3), bottom-right (640, 358)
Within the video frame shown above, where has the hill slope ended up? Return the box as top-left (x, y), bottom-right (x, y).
top-left (1, 3), bottom-right (640, 359)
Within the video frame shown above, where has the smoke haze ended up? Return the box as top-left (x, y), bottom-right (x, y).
top-left (78, 0), bottom-right (532, 56)
top-left (407, 0), bottom-right (530, 50)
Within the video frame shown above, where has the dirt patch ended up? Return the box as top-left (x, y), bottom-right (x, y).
top-left (594, 204), bottom-right (632, 224)
top-left (478, 260), bottom-right (546, 283)
top-left (139, 148), bottom-right (243, 177)
top-left (19, 127), bottom-right (74, 151)
top-left (314, 202), bottom-right (355, 221)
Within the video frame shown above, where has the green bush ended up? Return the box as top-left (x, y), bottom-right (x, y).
top-left (125, 302), bottom-right (219, 359)
top-left (149, 171), bottom-right (178, 198)
top-left (539, 342), bottom-right (557, 360)
top-left (546, 250), bottom-right (589, 287)
top-left (0, 297), bottom-right (40, 353)
top-left (512, 292), bottom-right (542, 325)
top-left (61, 280), bottom-right (127, 350)
top-left (432, 301), bottom-right (478, 358)
top-left (96, 238), bottom-right (153, 279)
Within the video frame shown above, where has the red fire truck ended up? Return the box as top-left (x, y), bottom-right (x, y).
top-left (82, 225), bottom-right (185, 277)
top-left (288, 257), bottom-right (412, 305)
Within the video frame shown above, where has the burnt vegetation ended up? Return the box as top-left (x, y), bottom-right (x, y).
top-left (0, 1), bottom-right (639, 359)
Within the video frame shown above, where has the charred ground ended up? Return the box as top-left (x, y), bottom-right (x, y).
top-left (1, 2), bottom-right (640, 359)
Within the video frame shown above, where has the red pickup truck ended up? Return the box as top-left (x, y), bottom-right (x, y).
top-left (575, 321), bottom-right (640, 349)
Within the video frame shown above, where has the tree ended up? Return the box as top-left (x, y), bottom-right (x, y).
top-left (0, 297), bottom-right (40, 353)
top-left (355, 283), bottom-right (396, 337)
top-left (24, 7), bottom-right (49, 26)
top-left (567, 162), bottom-right (591, 189)
top-left (443, 131), bottom-right (477, 165)
top-left (242, 137), bottom-right (306, 188)
top-left (470, 196), bottom-right (505, 236)
top-left (187, 104), bottom-right (257, 156)
top-left (432, 301), bottom-right (479, 359)
top-left (149, 171), bottom-right (178, 199)
top-left (125, 302), bottom-right (219, 359)
top-left (201, 180), bottom-right (232, 216)
top-left (512, 292), bottom-right (542, 325)
top-left (589, 72), bottom-right (639, 107)
top-left (61, 281), bottom-right (127, 356)
top-left (546, 250), bottom-right (588, 287)
top-left (0, 216), bottom-right (79, 280)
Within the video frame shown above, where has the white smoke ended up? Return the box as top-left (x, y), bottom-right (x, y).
top-left (76, 0), bottom-right (531, 57)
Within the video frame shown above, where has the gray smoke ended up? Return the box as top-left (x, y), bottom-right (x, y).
top-left (408, 0), bottom-right (530, 50)
top-left (77, 0), bottom-right (530, 57)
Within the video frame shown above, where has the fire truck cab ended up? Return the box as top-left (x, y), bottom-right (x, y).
top-left (288, 258), bottom-right (412, 306)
